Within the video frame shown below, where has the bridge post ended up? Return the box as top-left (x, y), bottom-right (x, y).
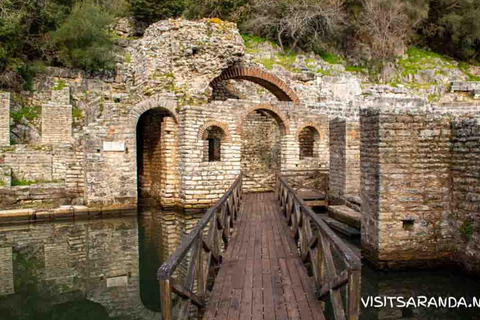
top-left (159, 279), bottom-right (172, 320)
top-left (347, 270), bottom-right (361, 320)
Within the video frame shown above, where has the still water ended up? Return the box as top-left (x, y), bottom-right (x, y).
top-left (0, 212), bottom-right (479, 320)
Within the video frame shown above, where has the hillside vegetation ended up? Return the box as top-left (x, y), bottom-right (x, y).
top-left (1, 0), bottom-right (479, 90)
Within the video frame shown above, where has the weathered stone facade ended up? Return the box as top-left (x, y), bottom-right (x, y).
top-left (360, 98), bottom-right (480, 273)
top-left (329, 118), bottom-right (360, 204)
top-left (41, 88), bottom-right (72, 145)
top-left (1, 18), bottom-right (480, 276)
top-left (0, 93), bottom-right (10, 147)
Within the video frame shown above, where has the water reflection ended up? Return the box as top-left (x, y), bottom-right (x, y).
top-left (0, 216), bottom-right (157, 320)
top-left (1, 210), bottom-right (479, 320)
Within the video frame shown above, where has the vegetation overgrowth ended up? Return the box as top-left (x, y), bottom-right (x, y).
top-left (1, 0), bottom-right (479, 90)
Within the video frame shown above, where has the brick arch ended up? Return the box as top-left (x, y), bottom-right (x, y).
top-left (129, 96), bottom-right (178, 126)
top-left (296, 122), bottom-right (323, 138)
top-left (236, 104), bottom-right (289, 136)
top-left (198, 121), bottom-right (232, 142)
top-left (210, 67), bottom-right (300, 104)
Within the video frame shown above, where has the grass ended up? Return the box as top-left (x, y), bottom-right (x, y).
top-left (318, 52), bottom-right (344, 64)
top-left (53, 80), bottom-right (67, 91)
top-left (458, 62), bottom-right (480, 81)
top-left (399, 46), bottom-right (455, 77)
top-left (345, 65), bottom-right (367, 73)
top-left (459, 219), bottom-right (473, 238)
top-left (72, 106), bottom-right (83, 121)
top-left (254, 51), bottom-right (300, 72)
top-left (11, 105), bottom-right (41, 123)
top-left (11, 178), bottom-right (63, 186)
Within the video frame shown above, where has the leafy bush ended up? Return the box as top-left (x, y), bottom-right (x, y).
top-left (422, 0), bottom-right (480, 63)
top-left (49, 1), bottom-right (115, 71)
top-left (128, 0), bottom-right (186, 24)
top-left (184, 0), bottom-right (251, 24)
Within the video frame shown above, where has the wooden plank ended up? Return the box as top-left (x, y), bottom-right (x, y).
top-left (203, 192), bottom-right (329, 320)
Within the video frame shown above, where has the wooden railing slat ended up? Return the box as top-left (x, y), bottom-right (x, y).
top-left (157, 174), bottom-right (243, 320)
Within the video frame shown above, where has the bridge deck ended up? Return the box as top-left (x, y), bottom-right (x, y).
top-left (203, 193), bottom-right (325, 320)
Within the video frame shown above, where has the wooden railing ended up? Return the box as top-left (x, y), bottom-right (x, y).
top-left (281, 169), bottom-right (329, 195)
top-left (157, 174), bottom-right (243, 320)
top-left (276, 175), bottom-right (361, 320)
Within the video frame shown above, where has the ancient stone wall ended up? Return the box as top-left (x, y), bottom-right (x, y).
top-left (0, 93), bottom-right (11, 146)
top-left (0, 217), bottom-right (156, 319)
top-left (329, 118), bottom-right (346, 204)
top-left (360, 104), bottom-right (454, 268)
top-left (41, 88), bottom-right (72, 145)
top-left (450, 118), bottom-right (480, 274)
top-left (328, 119), bottom-right (360, 204)
top-left (345, 122), bottom-right (360, 196)
top-left (241, 110), bottom-right (282, 192)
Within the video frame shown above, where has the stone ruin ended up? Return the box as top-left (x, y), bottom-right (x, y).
top-left (0, 18), bottom-right (479, 274)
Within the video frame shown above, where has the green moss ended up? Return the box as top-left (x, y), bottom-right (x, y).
top-left (458, 62), bottom-right (480, 81)
top-left (428, 93), bottom-right (440, 102)
top-left (11, 178), bottom-right (63, 186)
top-left (399, 46), bottom-right (456, 77)
top-left (53, 80), bottom-right (67, 91)
top-left (72, 106), bottom-right (83, 121)
top-left (254, 51), bottom-right (300, 72)
top-left (11, 105), bottom-right (41, 123)
top-left (125, 53), bottom-right (132, 63)
top-left (0, 180), bottom-right (5, 187)
top-left (459, 219), bottom-right (473, 238)
top-left (319, 52), bottom-right (344, 64)
top-left (345, 65), bottom-right (367, 73)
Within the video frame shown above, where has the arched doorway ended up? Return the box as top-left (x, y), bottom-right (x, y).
top-left (240, 108), bottom-right (287, 192)
top-left (136, 108), bottom-right (177, 206)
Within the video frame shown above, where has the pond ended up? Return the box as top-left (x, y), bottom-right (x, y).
top-left (0, 212), bottom-right (479, 320)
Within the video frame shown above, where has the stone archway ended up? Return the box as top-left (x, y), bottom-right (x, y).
top-left (210, 66), bottom-right (300, 104)
top-left (135, 102), bottom-right (178, 207)
top-left (239, 106), bottom-right (288, 192)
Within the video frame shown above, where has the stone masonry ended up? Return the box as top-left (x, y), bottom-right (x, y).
top-left (42, 87), bottom-right (72, 145)
top-left (361, 100), bottom-right (454, 268)
top-left (1, 18), bottom-right (480, 276)
top-left (0, 92), bottom-right (10, 146)
top-left (329, 118), bottom-right (360, 204)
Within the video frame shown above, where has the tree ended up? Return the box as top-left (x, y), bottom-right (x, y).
top-left (246, 0), bottom-right (346, 53)
top-left (423, 0), bottom-right (480, 62)
top-left (128, 0), bottom-right (185, 25)
top-left (183, 0), bottom-right (252, 24)
top-left (49, 1), bottom-right (115, 71)
top-left (356, 0), bottom-right (428, 62)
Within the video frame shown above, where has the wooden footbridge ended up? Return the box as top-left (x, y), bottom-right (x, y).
top-left (157, 173), bottom-right (362, 320)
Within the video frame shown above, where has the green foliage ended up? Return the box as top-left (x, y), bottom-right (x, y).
top-left (423, 0), bottom-right (480, 63)
top-left (184, 0), bottom-right (251, 24)
top-left (319, 52), bottom-right (344, 65)
top-left (53, 79), bottom-right (66, 90)
top-left (11, 177), bottom-right (63, 186)
top-left (11, 105), bottom-right (41, 123)
top-left (458, 62), bottom-right (480, 81)
top-left (398, 46), bottom-right (456, 77)
top-left (459, 219), bottom-right (473, 238)
top-left (128, 0), bottom-right (186, 24)
top-left (49, 1), bottom-right (115, 71)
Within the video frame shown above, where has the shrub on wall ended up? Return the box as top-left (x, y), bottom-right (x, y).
top-left (48, 1), bottom-right (115, 71)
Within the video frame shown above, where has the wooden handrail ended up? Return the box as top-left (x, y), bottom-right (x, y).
top-left (157, 173), bottom-right (243, 320)
top-left (276, 175), bottom-right (361, 320)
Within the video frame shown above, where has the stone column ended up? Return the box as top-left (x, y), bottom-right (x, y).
top-left (160, 117), bottom-right (178, 206)
top-left (42, 87), bottom-right (72, 144)
top-left (360, 106), bottom-right (453, 268)
top-left (0, 92), bottom-right (11, 146)
top-left (329, 118), bottom-right (360, 204)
